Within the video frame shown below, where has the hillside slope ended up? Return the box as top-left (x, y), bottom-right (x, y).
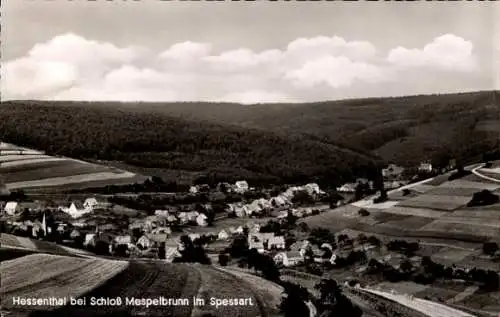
top-left (0, 102), bottom-right (380, 187)
top-left (0, 254), bottom-right (282, 317)
top-left (20, 90), bottom-right (498, 167)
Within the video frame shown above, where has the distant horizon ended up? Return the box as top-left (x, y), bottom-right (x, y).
top-left (3, 89), bottom-right (498, 106)
top-left (2, 2), bottom-right (499, 103)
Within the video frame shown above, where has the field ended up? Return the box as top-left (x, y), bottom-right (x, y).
top-left (397, 194), bottom-right (470, 211)
top-left (419, 220), bottom-right (500, 239)
top-left (0, 252), bottom-right (280, 317)
top-left (0, 233), bottom-right (91, 257)
top-left (1, 254), bottom-right (129, 310)
top-left (0, 142), bottom-right (146, 192)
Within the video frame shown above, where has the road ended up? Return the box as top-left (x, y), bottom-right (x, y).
top-left (471, 165), bottom-right (500, 184)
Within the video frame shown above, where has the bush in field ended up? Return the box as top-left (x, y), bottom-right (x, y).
top-left (358, 209), bottom-right (370, 217)
top-left (467, 190), bottom-right (499, 207)
top-left (218, 253), bottom-right (230, 266)
top-left (482, 242), bottom-right (499, 256)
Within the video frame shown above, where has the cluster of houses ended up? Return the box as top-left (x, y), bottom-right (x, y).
top-left (189, 180), bottom-right (251, 195)
top-left (2, 197), bottom-right (109, 218)
top-left (226, 183), bottom-right (324, 218)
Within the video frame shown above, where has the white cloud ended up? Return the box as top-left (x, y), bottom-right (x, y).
top-left (387, 34), bottom-right (477, 72)
top-left (285, 56), bottom-right (390, 89)
top-left (1, 33), bottom-right (483, 103)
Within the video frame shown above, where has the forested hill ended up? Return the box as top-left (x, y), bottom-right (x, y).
top-left (0, 102), bottom-right (381, 187)
top-left (17, 90), bottom-right (498, 167)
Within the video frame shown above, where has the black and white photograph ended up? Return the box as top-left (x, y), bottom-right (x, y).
top-left (1, 1), bottom-right (500, 317)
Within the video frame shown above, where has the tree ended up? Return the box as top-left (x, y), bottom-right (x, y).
top-left (482, 242), bottom-right (499, 256)
top-left (228, 235), bottom-right (249, 258)
top-left (218, 253), bottom-right (230, 266)
top-left (279, 282), bottom-right (310, 317)
top-left (358, 209), bottom-right (370, 217)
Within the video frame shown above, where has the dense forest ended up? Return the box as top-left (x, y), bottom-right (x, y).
top-left (9, 90), bottom-right (499, 167)
top-left (0, 102), bottom-right (381, 188)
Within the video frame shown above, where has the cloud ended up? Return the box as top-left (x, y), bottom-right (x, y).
top-left (387, 34), bottom-right (477, 72)
top-left (285, 56), bottom-right (390, 89)
top-left (1, 33), bottom-right (483, 103)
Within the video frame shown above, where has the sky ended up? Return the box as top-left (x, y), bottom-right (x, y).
top-left (2, 1), bottom-right (499, 104)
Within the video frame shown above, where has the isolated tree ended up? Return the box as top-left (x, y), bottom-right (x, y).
top-left (218, 253), bottom-right (230, 266)
top-left (482, 242), bottom-right (499, 256)
top-left (279, 282), bottom-right (310, 317)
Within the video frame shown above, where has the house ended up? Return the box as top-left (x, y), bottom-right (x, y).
top-left (234, 180), bottom-right (249, 193)
top-left (418, 162), bottom-right (433, 173)
top-left (4, 202), bottom-right (20, 215)
top-left (218, 230), bottom-right (229, 240)
top-left (277, 210), bottom-right (289, 219)
top-left (154, 210), bottom-right (170, 218)
top-left (83, 197), bottom-right (101, 211)
top-left (189, 186), bottom-right (199, 194)
top-left (63, 202), bottom-right (90, 219)
top-left (268, 236), bottom-right (286, 250)
top-left (137, 235), bottom-right (153, 249)
top-left (196, 213), bottom-right (208, 227)
top-left (147, 232), bottom-right (169, 246)
top-left (188, 233), bottom-right (201, 242)
top-left (274, 251), bottom-right (304, 267)
top-left (70, 229), bottom-right (81, 239)
top-left (304, 183), bottom-right (322, 195)
top-left (336, 183), bottom-right (357, 193)
top-left (84, 233), bottom-right (97, 247)
top-left (248, 233), bottom-right (275, 252)
top-left (270, 196), bottom-right (287, 207)
top-left (115, 235), bottom-right (132, 245)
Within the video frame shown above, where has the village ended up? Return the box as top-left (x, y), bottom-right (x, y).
top-left (1, 160), bottom-right (451, 268)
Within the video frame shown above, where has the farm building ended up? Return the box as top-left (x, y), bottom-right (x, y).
top-left (218, 230), bottom-right (229, 240)
top-left (196, 213), bottom-right (208, 227)
top-left (154, 210), bottom-right (170, 217)
top-left (84, 233), bottom-right (97, 247)
top-left (274, 251), bottom-right (304, 267)
top-left (188, 233), bottom-right (201, 242)
top-left (234, 180), bottom-right (249, 193)
top-left (418, 162), bottom-right (433, 173)
top-left (268, 236), bottom-right (286, 250)
top-left (70, 229), bottom-right (81, 239)
top-left (248, 232), bottom-right (275, 252)
top-left (136, 235), bottom-right (153, 249)
top-left (189, 186), bottom-right (199, 194)
top-left (83, 197), bottom-right (102, 211)
top-left (114, 235), bottom-right (132, 245)
top-left (337, 183), bottom-right (357, 193)
top-left (4, 202), bottom-right (20, 215)
top-left (62, 202), bottom-right (90, 219)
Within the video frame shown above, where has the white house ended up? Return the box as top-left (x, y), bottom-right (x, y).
top-left (137, 235), bottom-right (153, 249)
top-left (115, 235), bottom-right (132, 245)
top-left (218, 230), bottom-right (229, 240)
top-left (418, 162), bottom-right (433, 173)
top-left (84, 233), bottom-right (97, 247)
top-left (274, 251), bottom-right (304, 267)
top-left (62, 202), bottom-right (90, 219)
top-left (234, 180), bottom-right (249, 193)
top-left (337, 183), bottom-right (357, 193)
top-left (4, 202), bottom-right (20, 215)
top-left (83, 197), bottom-right (99, 210)
top-left (189, 185), bottom-right (199, 194)
top-left (196, 213), bottom-right (208, 227)
top-left (268, 236), bottom-right (286, 250)
top-left (188, 233), bottom-right (201, 242)
top-left (154, 210), bottom-right (170, 217)
top-left (234, 205), bottom-right (246, 218)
